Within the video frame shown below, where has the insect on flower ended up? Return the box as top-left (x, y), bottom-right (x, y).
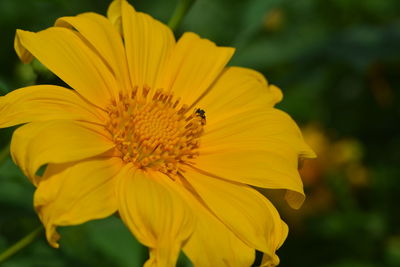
top-left (195, 108), bottom-right (206, 125)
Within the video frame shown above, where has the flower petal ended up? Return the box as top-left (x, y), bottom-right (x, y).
top-left (194, 67), bottom-right (315, 208)
top-left (261, 217), bottom-right (289, 266)
top-left (55, 12), bottom-right (131, 94)
top-left (161, 32), bottom-right (234, 107)
top-left (116, 166), bottom-right (194, 267)
top-left (147, 171), bottom-right (255, 266)
top-left (11, 120), bottom-right (114, 185)
top-left (195, 108), bottom-right (315, 209)
top-left (15, 27), bottom-right (118, 107)
top-left (107, 0), bottom-right (123, 34)
top-left (202, 108), bottom-right (312, 152)
top-left (0, 85), bottom-right (105, 128)
top-left (106, 0), bottom-right (234, 105)
top-left (175, 181), bottom-right (255, 266)
top-left (197, 66), bottom-right (283, 118)
top-left (183, 209), bottom-right (255, 267)
top-left (181, 169), bottom-right (287, 262)
top-left (35, 157), bottom-right (122, 248)
top-left (111, 0), bottom-right (176, 92)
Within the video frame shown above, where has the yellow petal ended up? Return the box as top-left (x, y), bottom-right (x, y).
top-left (15, 27), bottom-right (118, 107)
top-left (112, 0), bottom-right (176, 92)
top-left (175, 180), bottom-right (255, 266)
top-left (195, 108), bottom-right (315, 209)
top-left (203, 108), bottom-right (314, 154)
top-left (194, 66), bottom-right (314, 205)
top-left (183, 211), bottom-right (255, 267)
top-left (116, 166), bottom-right (194, 267)
top-left (197, 67), bottom-right (283, 118)
top-left (0, 85), bottom-right (105, 128)
top-left (35, 157), bottom-right (122, 248)
top-left (181, 168), bottom-right (287, 260)
top-left (107, 0), bottom-right (123, 35)
top-left (107, 0), bottom-right (233, 105)
top-left (11, 120), bottom-right (114, 185)
top-left (261, 210), bottom-right (289, 266)
top-left (161, 32), bottom-right (234, 107)
top-left (147, 171), bottom-right (255, 266)
top-left (14, 33), bottom-right (33, 63)
top-left (55, 12), bottom-right (131, 94)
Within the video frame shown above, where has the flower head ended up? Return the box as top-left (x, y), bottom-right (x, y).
top-left (0, 0), bottom-right (315, 266)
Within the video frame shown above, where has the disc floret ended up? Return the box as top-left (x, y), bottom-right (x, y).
top-left (106, 86), bottom-right (205, 176)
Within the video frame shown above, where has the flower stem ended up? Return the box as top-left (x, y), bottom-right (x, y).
top-left (0, 226), bottom-right (43, 263)
top-left (168, 0), bottom-right (196, 31)
top-left (0, 143), bottom-right (10, 165)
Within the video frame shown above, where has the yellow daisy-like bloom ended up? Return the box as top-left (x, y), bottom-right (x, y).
top-left (0, 0), bottom-right (315, 266)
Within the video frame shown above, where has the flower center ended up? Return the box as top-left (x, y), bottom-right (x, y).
top-left (105, 86), bottom-right (205, 177)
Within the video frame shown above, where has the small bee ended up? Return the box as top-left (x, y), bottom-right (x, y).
top-left (195, 108), bottom-right (206, 125)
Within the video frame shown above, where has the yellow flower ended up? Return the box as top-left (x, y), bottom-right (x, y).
top-left (0, 0), bottom-right (315, 266)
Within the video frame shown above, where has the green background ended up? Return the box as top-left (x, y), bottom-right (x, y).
top-left (1, 0), bottom-right (399, 266)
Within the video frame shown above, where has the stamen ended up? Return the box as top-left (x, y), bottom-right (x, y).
top-left (105, 86), bottom-right (205, 177)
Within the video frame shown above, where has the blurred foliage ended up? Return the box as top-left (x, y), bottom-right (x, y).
top-left (1, 0), bottom-right (399, 266)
